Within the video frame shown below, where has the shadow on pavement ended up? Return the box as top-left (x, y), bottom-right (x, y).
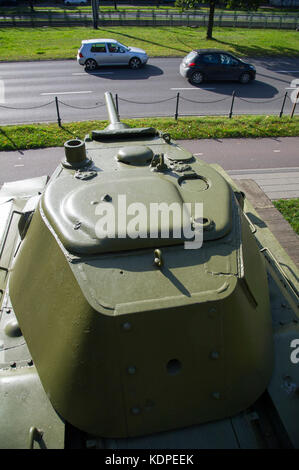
top-left (191, 79), bottom-right (279, 99)
top-left (85, 64), bottom-right (163, 80)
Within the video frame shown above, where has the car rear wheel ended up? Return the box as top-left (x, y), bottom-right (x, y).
top-left (189, 71), bottom-right (204, 85)
top-left (85, 59), bottom-right (97, 71)
top-left (129, 57), bottom-right (142, 69)
top-left (239, 72), bottom-right (251, 84)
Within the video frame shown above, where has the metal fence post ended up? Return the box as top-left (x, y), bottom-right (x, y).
top-left (290, 89), bottom-right (299, 118)
top-left (279, 92), bottom-right (288, 118)
top-left (229, 91), bottom-right (236, 119)
top-left (175, 93), bottom-right (180, 121)
top-left (115, 93), bottom-right (119, 115)
top-left (55, 97), bottom-right (62, 127)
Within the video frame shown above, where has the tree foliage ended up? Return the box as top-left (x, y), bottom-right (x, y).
top-left (226, 0), bottom-right (262, 10)
top-left (175, 0), bottom-right (262, 11)
top-left (174, 0), bottom-right (262, 39)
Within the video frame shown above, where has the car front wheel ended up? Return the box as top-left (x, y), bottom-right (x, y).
top-left (85, 59), bottom-right (97, 71)
top-left (129, 57), bottom-right (142, 69)
top-left (239, 72), bottom-right (251, 84)
top-left (189, 71), bottom-right (204, 85)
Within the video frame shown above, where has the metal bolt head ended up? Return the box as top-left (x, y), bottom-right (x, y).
top-left (127, 366), bottom-right (136, 375)
top-left (73, 221), bottom-right (81, 230)
top-left (212, 392), bottom-right (220, 400)
top-left (122, 322), bottom-right (131, 331)
top-left (131, 407), bottom-right (141, 415)
top-left (101, 194), bottom-right (112, 202)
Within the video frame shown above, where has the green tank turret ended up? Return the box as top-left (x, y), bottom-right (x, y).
top-left (0, 93), bottom-right (298, 449)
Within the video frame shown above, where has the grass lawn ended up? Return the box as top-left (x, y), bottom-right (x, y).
top-left (273, 199), bottom-right (299, 235)
top-left (0, 115), bottom-right (298, 151)
top-left (0, 26), bottom-right (299, 61)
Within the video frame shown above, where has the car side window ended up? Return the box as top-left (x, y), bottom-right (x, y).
top-left (108, 43), bottom-right (118, 53)
top-left (220, 54), bottom-right (239, 66)
top-left (90, 44), bottom-right (107, 53)
top-left (202, 54), bottom-right (219, 64)
top-left (107, 43), bottom-right (126, 53)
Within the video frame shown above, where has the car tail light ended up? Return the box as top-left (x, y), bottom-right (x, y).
top-left (79, 52), bottom-right (84, 58)
top-left (188, 62), bottom-right (196, 66)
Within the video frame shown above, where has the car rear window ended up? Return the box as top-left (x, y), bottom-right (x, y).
top-left (90, 44), bottom-right (107, 53)
top-left (184, 51), bottom-right (197, 63)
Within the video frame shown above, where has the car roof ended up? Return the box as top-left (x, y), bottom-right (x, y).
top-left (82, 39), bottom-right (118, 44)
top-left (193, 49), bottom-right (232, 54)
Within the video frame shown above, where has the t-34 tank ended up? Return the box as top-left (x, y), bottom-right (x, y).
top-left (0, 93), bottom-right (298, 449)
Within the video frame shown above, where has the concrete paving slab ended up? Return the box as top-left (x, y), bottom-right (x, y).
top-left (228, 168), bottom-right (299, 199)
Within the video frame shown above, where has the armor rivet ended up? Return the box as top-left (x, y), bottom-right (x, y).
top-left (131, 407), bottom-right (141, 415)
top-left (127, 366), bottom-right (136, 375)
top-left (212, 392), bottom-right (220, 400)
top-left (123, 322), bottom-right (131, 331)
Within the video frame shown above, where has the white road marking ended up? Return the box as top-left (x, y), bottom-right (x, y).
top-left (171, 87), bottom-right (216, 90)
top-left (0, 80), bottom-right (5, 103)
top-left (40, 91), bottom-right (93, 95)
top-left (275, 70), bottom-right (299, 73)
top-left (194, 153), bottom-right (203, 156)
top-left (14, 164), bottom-right (24, 167)
top-left (273, 150), bottom-right (281, 153)
top-left (72, 72), bottom-right (114, 76)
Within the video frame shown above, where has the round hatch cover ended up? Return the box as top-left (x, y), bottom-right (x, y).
top-left (116, 146), bottom-right (154, 166)
top-left (179, 175), bottom-right (209, 192)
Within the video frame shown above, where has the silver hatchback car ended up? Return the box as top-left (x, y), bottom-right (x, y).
top-left (77, 38), bottom-right (148, 71)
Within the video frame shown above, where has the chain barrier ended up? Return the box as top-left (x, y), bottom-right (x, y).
top-left (57, 99), bottom-right (105, 110)
top-left (0, 100), bottom-right (54, 110)
top-left (119, 96), bottom-right (176, 105)
top-left (237, 95), bottom-right (284, 104)
top-left (1, 91), bottom-right (296, 126)
top-left (180, 95), bottom-right (230, 104)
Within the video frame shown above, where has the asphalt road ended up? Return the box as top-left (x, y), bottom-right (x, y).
top-left (0, 57), bottom-right (299, 125)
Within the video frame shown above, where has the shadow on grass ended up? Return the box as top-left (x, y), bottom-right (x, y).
top-left (0, 128), bottom-right (24, 155)
top-left (99, 27), bottom-right (190, 54)
top-left (60, 125), bottom-right (79, 138)
top-left (212, 36), bottom-right (299, 58)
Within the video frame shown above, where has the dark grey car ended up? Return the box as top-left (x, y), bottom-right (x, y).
top-left (180, 49), bottom-right (256, 85)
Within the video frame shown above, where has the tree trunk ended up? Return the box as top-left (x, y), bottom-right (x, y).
top-left (91, 0), bottom-right (98, 29)
top-left (206, 0), bottom-right (216, 40)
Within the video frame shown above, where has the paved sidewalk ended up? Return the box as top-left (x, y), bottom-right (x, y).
top-left (228, 167), bottom-right (299, 200)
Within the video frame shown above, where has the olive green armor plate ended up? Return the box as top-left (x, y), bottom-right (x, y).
top-left (0, 93), bottom-right (297, 448)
